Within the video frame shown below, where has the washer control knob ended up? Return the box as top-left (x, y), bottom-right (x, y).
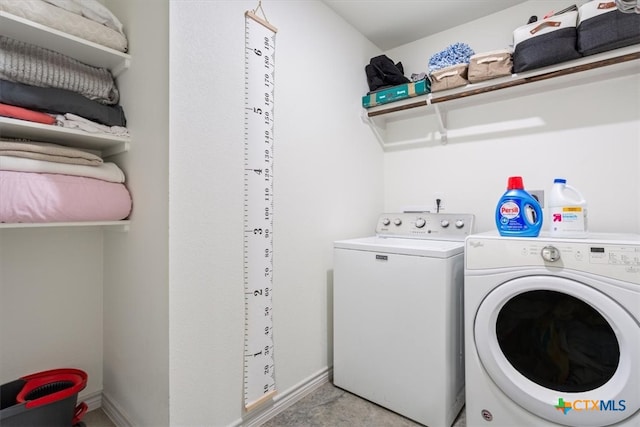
top-left (541, 246), bottom-right (561, 262)
top-left (455, 220), bottom-right (465, 229)
top-left (393, 218), bottom-right (402, 226)
top-left (440, 220), bottom-right (450, 228)
top-left (415, 218), bottom-right (426, 228)
top-left (381, 218), bottom-right (391, 226)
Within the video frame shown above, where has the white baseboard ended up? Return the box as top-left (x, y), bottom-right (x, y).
top-left (76, 389), bottom-right (132, 427)
top-left (78, 368), bottom-right (330, 427)
top-left (80, 390), bottom-right (103, 411)
top-left (101, 391), bottom-right (134, 427)
top-left (229, 367), bottom-right (331, 427)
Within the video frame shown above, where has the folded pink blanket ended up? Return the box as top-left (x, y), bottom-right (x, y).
top-left (0, 170), bottom-right (132, 223)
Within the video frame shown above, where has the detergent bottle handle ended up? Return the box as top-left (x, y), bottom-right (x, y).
top-left (526, 197), bottom-right (544, 227)
top-left (563, 184), bottom-right (587, 204)
top-left (533, 201), bottom-right (543, 227)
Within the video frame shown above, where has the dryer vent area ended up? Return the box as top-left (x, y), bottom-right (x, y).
top-left (496, 290), bottom-right (619, 393)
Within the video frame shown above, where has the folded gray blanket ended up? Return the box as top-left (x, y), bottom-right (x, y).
top-left (0, 79), bottom-right (126, 127)
top-left (0, 35), bottom-right (119, 105)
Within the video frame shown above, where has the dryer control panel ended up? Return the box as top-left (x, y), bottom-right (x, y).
top-left (465, 232), bottom-right (640, 284)
top-left (376, 212), bottom-right (475, 241)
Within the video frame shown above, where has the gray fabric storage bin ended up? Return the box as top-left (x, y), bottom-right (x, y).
top-left (577, 2), bottom-right (640, 56)
top-left (513, 11), bottom-right (581, 73)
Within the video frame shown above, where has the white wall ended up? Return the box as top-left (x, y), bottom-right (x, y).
top-left (169, 1), bottom-right (382, 425)
top-left (384, 0), bottom-right (640, 234)
top-left (0, 228), bottom-right (104, 396)
top-left (102, 0), bottom-right (170, 425)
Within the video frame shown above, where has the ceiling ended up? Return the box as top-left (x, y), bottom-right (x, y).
top-left (320, 0), bottom-right (528, 51)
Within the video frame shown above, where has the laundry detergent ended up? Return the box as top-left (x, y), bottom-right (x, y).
top-left (495, 176), bottom-right (543, 237)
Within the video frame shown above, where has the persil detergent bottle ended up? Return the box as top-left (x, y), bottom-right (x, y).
top-left (549, 178), bottom-right (588, 238)
top-left (495, 176), bottom-right (543, 237)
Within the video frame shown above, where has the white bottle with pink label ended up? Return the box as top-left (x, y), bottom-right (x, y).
top-left (548, 178), bottom-right (588, 238)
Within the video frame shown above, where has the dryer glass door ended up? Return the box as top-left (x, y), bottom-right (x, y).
top-left (496, 289), bottom-right (618, 393)
top-left (474, 275), bottom-right (640, 427)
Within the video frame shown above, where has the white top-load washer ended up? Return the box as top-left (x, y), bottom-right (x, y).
top-left (333, 212), bottom-right (475, 427)
top-left (464, 231), bottom-right (640, 427)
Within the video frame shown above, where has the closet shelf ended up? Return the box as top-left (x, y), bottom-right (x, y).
top-left (0, 11), bottom-right (131, 76)
top-left (1, 11), bottom-right (133, 229)
top-left (0, 11), bottom-right (131, 157)
top-left (0, 220), bottom-right (131, 231)
top-left (364, 44), bottom-right (640, 150)
top-left (0, 117), bottom-right (130, 157)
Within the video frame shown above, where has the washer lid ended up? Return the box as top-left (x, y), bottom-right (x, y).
top-left (334, 236), bottom-right (464, 258)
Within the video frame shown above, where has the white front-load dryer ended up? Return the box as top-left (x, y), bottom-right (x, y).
top-left (464, 231), bottom-right (640, 427)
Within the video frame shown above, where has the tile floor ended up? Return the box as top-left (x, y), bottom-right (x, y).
top-left (261, 382), bottom-right (466, 427)
top-left (81, 381), bottom-right (466, 426)
top-left (81, 407), bottom-right (116, 427)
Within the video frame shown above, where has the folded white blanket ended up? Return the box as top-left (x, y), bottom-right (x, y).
top-left (0, 0), bottom-right (128, 52)
top-left (0, 155), bottom-right (125, 183)
top-left (56, 113), bottom-right (129, 137)
top-left (42, 0), bottom-right (125, 35)
top-left (0, 140), bottom-right (103, 166)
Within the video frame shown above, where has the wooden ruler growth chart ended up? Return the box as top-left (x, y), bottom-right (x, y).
top-left (243, 2), bottom-right (277, 411)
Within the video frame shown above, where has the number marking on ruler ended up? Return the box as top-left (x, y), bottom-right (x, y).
top-left (243, 10), bottom-right (277, 411)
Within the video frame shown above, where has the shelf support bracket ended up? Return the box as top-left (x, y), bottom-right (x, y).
top-left (101, 141), bottom-right (130, 158)
top-left (111, 58), bottom-right (132, 78)
top-left (433, 104), bottom-right (448, 144)
top-left (361, 110), bottom-right (387, 149)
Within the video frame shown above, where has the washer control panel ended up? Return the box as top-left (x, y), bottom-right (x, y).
top-left (376, 212), bottom-right (475, 241)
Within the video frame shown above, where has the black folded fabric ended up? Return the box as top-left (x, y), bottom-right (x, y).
top-left (0, 79), bottom-right (126, 127)
top-left (365, 55), bottom-right (410, 92)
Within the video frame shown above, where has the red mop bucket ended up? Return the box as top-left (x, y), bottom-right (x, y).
top-left (0, 368), bottom-right (88, 427)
